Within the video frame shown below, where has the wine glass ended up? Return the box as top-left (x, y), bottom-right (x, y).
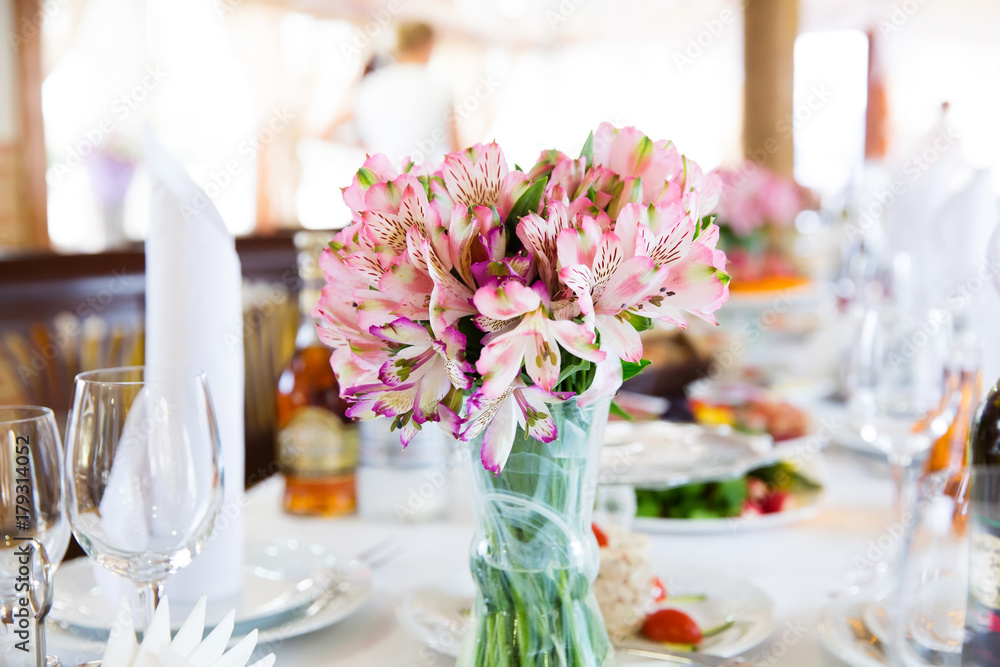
top-left (846, 298), bottom-right (953, 570)
top-left (885, 470), bottom-right (970, 667)
top-left (63, 366), bottom-right (224, 631)
top-left (0, 406), bottom-right (70, 667)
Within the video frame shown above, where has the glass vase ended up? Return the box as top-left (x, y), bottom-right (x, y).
top-left (458, 397), bottom-right (615, 667)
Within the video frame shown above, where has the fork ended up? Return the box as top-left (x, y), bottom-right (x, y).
top-left (616, 647), bottom-right (750, 666)
top-left (298, 537), bottom-right (402, 619)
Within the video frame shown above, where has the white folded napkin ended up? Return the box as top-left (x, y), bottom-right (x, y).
top-left (101, 597), bottom-right (275, 667)
top-left (97, 130), bottom-right (244, 612)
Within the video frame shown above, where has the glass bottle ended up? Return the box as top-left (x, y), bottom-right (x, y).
top-left (276, 231), bottom-right (359, 516)
top-left (923, 332), bottom-right (982, 530)
top-left (964, 379), bottom-right (1000, 665)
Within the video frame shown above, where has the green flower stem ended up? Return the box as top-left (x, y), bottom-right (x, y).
top-left (459, 399), bottom-right (616, 667)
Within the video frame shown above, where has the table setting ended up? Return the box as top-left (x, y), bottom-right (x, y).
top-left (3, 119), bottom-right (1000, 667)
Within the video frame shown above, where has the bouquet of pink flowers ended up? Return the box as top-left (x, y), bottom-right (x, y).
top-left (714, 161), bottom-right (803, 238)
top-left (316, 123), bottom-right (729, 474)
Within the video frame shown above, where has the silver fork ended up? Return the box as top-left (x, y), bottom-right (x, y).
top-left (616, 646), bottom-right (750, 666)
top-left (299, 537), bottom-right (402, 619)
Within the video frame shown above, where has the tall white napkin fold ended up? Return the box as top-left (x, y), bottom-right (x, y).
top-left (929, 169), bottom-right (997, 296)
top-left (101, 597), bottom-right (276, 667)
top-left (137, 128), bottom-right (244, 608)
top-left (881, 115), bottom-right (1000, 389)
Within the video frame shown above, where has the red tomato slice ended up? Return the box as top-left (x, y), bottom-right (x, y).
top-left (592, 523), bottom-right (609, 547)
top-left (641, 608), bottom-right (703, 645)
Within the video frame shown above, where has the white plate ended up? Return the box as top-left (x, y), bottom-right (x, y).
top-left (399, 564), bottom-right (775, 660)
top-left (818, 590), bottom-right (886, 667)
top-left (633, 489), bottom-right (823, 535)
top-left (601, 421), bottom-right (776, 489)
top-left (49, 539), bottom-right (372, 645)
top-left (807, 400), bottom-right (890, 458)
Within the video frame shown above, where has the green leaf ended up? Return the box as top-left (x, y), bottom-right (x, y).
top-left (625, 313), bottom-right (653, 332)
top-left (505, 177), bottom-right (547, 228)
top-left (609, 400), bottom-right (633, 421)
top-left (556, 354), bottom-right (590, 386)
top-left (715, 478), bottom-right (749, 514)
top-left (750, 462), bottom-right (822, 491)
top-left (635, 490), bottom-right (661, 518)
top-left (456, 316), bottom-right (485, 366)
top-left (580, 131), bottom-right (594, 167)
top-left (621, 358), bottom-right (652, 382)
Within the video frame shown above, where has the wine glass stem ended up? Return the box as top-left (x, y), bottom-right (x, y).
top-left (136, 580), bottom-right (165, 632)
top-left (889, 453), bottom-right (916, 529)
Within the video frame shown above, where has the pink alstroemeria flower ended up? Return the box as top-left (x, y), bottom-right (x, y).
top-left (317, 126), bottom-right (732, 473)
top-left (347, 317), bottom-right (472, 444)
top-left (591, 123), bottom-right (683, 206)
top-left (343, 154), bottom-right (401, 224)
top-left (715, 162), bottom-right (803, 236)
top-left (473, 281), bottom-right (604, 398)
top-left (438, 142), bottom-right (529, 219)
top-left (620, 202), bottom-right (729, 327)
top-left (463, 380), bottom-right (569, 475)
top-left (557, 217), bottom-right (665, 364)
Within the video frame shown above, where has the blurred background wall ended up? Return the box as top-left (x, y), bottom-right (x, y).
top-left (0, 0), bottom-right (996, 252)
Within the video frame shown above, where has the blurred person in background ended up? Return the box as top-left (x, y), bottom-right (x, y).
top-left (352, 22), bottom-right (458, 166)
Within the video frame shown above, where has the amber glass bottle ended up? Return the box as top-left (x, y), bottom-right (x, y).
top-left (276, 231), bottom-right (359, 516)
top-left (924, 333), bottom-right (982, 531)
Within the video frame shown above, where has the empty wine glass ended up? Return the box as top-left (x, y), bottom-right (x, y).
top-left (0, 406), bottom-right (70, 667)
top-left (886, 471), bottom-right (969, 667)
top-left (63, 367), bottom-right (224, 631)
top-left (846, 298), bottom-right (953, 570)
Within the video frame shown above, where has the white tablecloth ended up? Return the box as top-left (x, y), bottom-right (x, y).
top-left (52, 442), bottom-right (894, 667)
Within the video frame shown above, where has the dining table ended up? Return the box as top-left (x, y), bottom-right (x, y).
top-left (49, 409), bottom-right (895, 667)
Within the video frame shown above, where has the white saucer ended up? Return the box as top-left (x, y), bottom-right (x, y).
top-left (399, 564), bottom-right (775, 660)
top-left (49, 539), bottom-right (373, 646)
